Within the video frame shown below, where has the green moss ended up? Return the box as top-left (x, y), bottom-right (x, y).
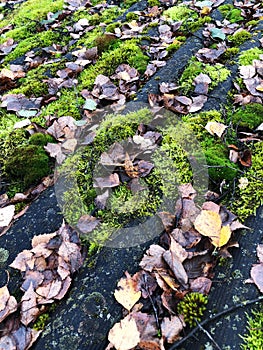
top-left (164, 5), bottom-right (196, 22)
top-left (231, 104), bottom-right (263, 129)
top-left (126, 12), bottom-right (139, 21)
top-left (232, 142), bottom-right (263, 220)
top-left (41, 89), bottom-right (84, 120)
top-left (179, 58), bottom-right (231, 94)
top-left (148, 0), bottom-right (160, 6)
top-left (241, 307), bottom-right (263, 350)
top-left (177, 292), bottom-right (208, 327)
top-left (228, 30), bottom-right (252, 46)
top-left (0, 129), bottom-right (28, 162)
top-left (29, 133), bottom-right (55, 146)
top-left (4, 144), bottom-right (51, 191)
top-left (222, 47), bottom-right (240, 60)
top-left (106, 22), bottom-right (121, 33)
top-left (5, 30), bottom-right (61, 63)
top-left (239, 47), bottom-right (263, 65)
top-left (79, 40), bottom-right (149, 90)
top-left (167, 36), bottom-right (186, 53)
top-left (0, 110), bottom-right (20, 138)
top-left (94, 34), bottom-right (119, 55)
top-left (218, 4), bottom-right (244, 23)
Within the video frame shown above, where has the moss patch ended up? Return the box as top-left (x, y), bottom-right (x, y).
top-left (231, 103), bottom-right (263, 129)
top-left (239, 47), bottom-right (263, 66)
top-left (241, 306), bottom-right (263, 350)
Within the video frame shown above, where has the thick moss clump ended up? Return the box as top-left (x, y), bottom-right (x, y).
top-left (4, 145), bottom-right (51, 190)
top-left (218, 4), bottom-right (244, 23)
top-left (29, 133), bottom-right (55, 146)
top-left (177, 292), bottom-right (208, 327)
top-left (179, 58), bottom-right (231, 94)
top-left (241, 307), bottom-right (263, 350)
top-left (228, 30), bottom-right (252, 46)
top-left (239, 47), bottom-right (263, 65)
top-left (231, 104), bottom-right (263, 129)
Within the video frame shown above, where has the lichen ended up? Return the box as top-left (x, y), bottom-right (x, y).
top-left (0, 248), bottom-right (9, 265)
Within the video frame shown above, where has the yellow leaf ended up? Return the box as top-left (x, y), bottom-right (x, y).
top-left (211, 225), bottom-right (232, 247)
top-left (114, 272), bottom-right (141, 311)
top-left (108, 315), bottom-right (140, 350)
top-left (194, 210), bottom-right (222, 239)
top-left (200, 6), bottom-right (211, 15)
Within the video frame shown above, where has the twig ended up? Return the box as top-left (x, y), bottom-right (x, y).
top-left (143, 273), bottom-right (161, 334)
top-left (170, 295), bottom-right (263, 349)
top-left (195, 319), bottom-right (222, 350)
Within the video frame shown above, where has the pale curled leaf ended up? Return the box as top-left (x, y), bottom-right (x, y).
top-left (0, 205), bottom-right (15, 227)
top-left (114, 272), bottom-right (141, 311)
top-left (161, 315), bottom-right (185, 343)
top-left (205, 121), bottom-right (228, 138)
top-left (250, 264), bottom-right (263, 293)
top-left (108, 315), bottom-right (140, 350)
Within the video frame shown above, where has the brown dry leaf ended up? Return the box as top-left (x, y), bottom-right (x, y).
top-left (178, 183), bottom-right (197, 199)
top-left (0, 286), bottom-right (17, 323)
top-left (202, 201), bottom-right (220, 213)
top-left (108, 315), bottom-right (140, 350)
top-left (114, 272), bottom-right (141, 311)
top-left (163, 250), bottom-right (188, 287)
top-left (21, 282), bottom-right (39, 326)
top-left (31, 233), bottom-right (57, 248)
top-left (10, 250), bottom-right (35, 271)
top-left (205, 121), bottom-right (228, 138)
top-left (219, 241), bottom-right (239, 258)
top-left (190, 277), bottom-right (212, 294)
top-left (94, 173), bottom-right (120, 188)
top-left (0, 326), bottom-right (41, 350)
top-left (230, 220), bottom-right (250, 231)
top-left (132, 312), bottom-right (164, 350)
top-left (170, 237), bottom-right (188, 263)
top-left (139, 245), bottom-right (166, 272)
top-left (132, 271), bottom-right (157, 299)
top-left (157, 212), bottom-right (175, 232)
top-left (76, 214), bottom-right (100, 233)
top-left (161, 315), bottom-right (185, 343)
top-left (250, 264), bottom-right (263, 293)
top-left (156, 269), bottom-right (180, 291)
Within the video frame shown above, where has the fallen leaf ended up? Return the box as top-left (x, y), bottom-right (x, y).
top-left (194, 210), bottom-right (222, 242)
top-left (114, 272), bottom-right (141, 311)
top-left (76, 214), bottom-right (100, 233)
top-left (139, 245), bottom-right (166, 272)
top-left (163, 249), bottom-right (188, 287)
top-left (257, 244), bottom-right (263, 264)
top-left (108, 315), bottom-right (140, 350)
top-left (20, 282), bottom-right (39, 326)
top-left (94, 173), bottom-right (120, 188)
top-left (250, 264), bottom-right (263, 293)
top-left (161, 315), bottom-right (185, 343)
top-left (0, 286), bottom-right (17, 322)
top-left (205, 121), bottom-right (228, 138)
top-left (0, 205), bottom-right (15, 227)
top-left (190, 277), bottom-right (212, 294)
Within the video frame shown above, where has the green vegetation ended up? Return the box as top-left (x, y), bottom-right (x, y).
top-left (126, 12), bottom-right (139, 21)
top-left (79, 40), bottom-right (149, 90)
top-left (218, 4), bottom-right (244, 23)
top-left (241, 307), bottom-right (263, 350)
top-left (239, 47), bottom-right (263, 65)
top-left (228, 30), bottom-right (252, 46)
top-left (232, 142), bottom-right (263, 220)
top-left (4, 145), bottom-right (50, 191)
top-left (231, 103), bottom-right (263, 129)
top-left (148, 0), bottom-right (160, 6)
top-left (164, 5), bottom-right (196, 22)
top-left (41, 89), bottom-right (84, 120)
top-left (167, 36), bottom-right (186, 53)
top-left (177, 292), bottom-right (208, 327)
top-left (179, 58), bottom-right (231, 94)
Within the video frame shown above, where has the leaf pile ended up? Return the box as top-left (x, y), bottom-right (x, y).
top-left (0, 222), bottom-right (83, 349)
top-left (107, 183), bottom-right (247, 349)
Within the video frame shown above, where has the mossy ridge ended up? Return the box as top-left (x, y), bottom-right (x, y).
top-left (179, 57), bottom-right (231, 94)
top-left (241, 306), bottom-right (263, 350)
top-left (232, 141), bottom-right (263, 221)
top-left (78, 39), bottom-right (149, 90)
top-left (58, 108), bottom-right (195, 247)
